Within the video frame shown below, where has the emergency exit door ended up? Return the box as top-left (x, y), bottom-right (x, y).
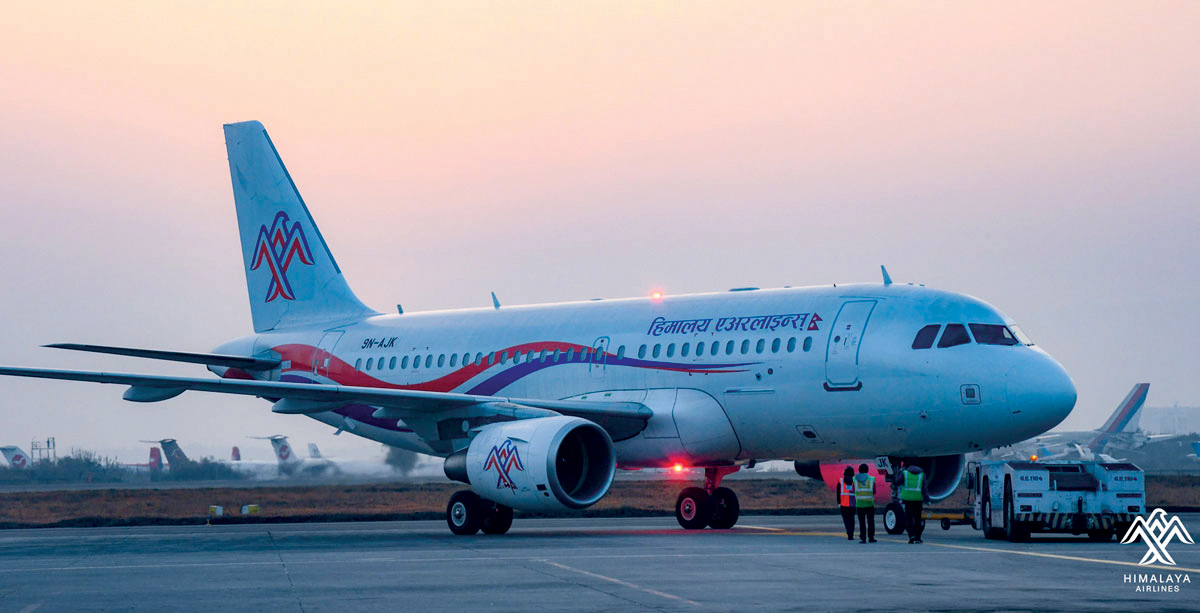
top-left (312, 330), bottom-right (344, 379)
top-left (825, 300), bottom-right (876, 389)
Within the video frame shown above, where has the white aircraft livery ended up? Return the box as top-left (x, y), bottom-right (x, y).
top-left (0, 121), bottom-right (1077, 534)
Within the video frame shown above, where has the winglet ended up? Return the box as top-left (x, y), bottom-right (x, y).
top-left (881, 266), bottom-right (893, 285)
top-left (491, 292), bottom-right (501, 310)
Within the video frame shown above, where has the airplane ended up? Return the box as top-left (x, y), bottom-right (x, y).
top-left (1190, 442), bottom-right (1200, 461)
top-left (0, 446), bottom-right (33, 470)
top-left (140, 438), bottom-right (191, 468)
top-left (0, 120), bottom-right (1077, 535)
top-left (122, 447), bottom-right (164, 473)
top-left (251, 435), bottom-right (337, 476)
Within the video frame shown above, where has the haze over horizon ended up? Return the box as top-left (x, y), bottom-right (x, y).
top-left (1, 2), bottom-right (1197, 462)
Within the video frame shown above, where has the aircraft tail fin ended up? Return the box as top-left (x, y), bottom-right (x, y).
top-left (223, 121), bottom-right (376, 333)
top-left (1191, 442), bottom-right (1200, 458)
top-left (307, 443), bottom-right (322, 459)
top-left (264, 436), bottom-right (301, 466)
top-left (1089, 383), bottom-right (1150, 452)
top-left (0, 446), bottom-right (32, 469)
top-left (149, 447), bottom-right (163, 471)
top-left (232, 446), bottom-right (241, 462)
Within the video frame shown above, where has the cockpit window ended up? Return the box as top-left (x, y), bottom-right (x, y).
top-left (1010, 325), bottom-right (1034, 346)
top-left (937, 323), bottom-right (971, 348)
top-left (912, 325), bottom-right (940, 349)
top-left (969, 323), bottom-right (1020, 346)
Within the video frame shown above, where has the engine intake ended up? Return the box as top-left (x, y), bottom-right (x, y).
top-left (904, 454), bottom-right (966, 502)
top-left (452, 416), bottom-right (616, 512)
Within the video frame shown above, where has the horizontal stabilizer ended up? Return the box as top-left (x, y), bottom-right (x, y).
top-left (45, 343), bottom-right (280, 370)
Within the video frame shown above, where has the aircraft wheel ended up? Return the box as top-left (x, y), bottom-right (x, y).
top-left (883, 502), bottom-right (906, 535)
top-left (447, 490), bottom-right (482, 536)
top-left (480, 503), bottom-right (514, 535)
top-left (675, 487), bottom-right (711, 530)
top-left (708, 487), bottom-right (740, 529)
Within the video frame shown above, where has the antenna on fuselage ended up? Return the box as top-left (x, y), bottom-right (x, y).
top-left (491, 292), bottom-right (501, 310)
top-left (881, 265), bottom-right (893, 285)
top-left (396, 304), bottom-right (403, 314)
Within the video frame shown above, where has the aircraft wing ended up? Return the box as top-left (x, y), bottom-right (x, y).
top-left (44, 343), bottom-right (280, 370)
top-left (0, 366), bottom-right (652, 445)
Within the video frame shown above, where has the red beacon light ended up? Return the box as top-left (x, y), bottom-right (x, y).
top-left (1030, 455), bottom-right (1039, 462)
top-left (650, 290), bottom-right (664, 301)
top-left (672, 463), bottom-right (684, 473)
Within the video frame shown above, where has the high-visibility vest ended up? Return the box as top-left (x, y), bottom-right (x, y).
top-left (900, 470), bottom-right (925, 501)
top-left (838, 482), bottom-right (853, 507)
top-left (854, 476), bottom-right (875, 507)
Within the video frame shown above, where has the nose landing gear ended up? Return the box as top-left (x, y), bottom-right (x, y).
top-left (674, 466), bottom-right (742, 530)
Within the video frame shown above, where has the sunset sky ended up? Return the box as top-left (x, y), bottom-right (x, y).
top-left (1, 2), bottom-right (1197, 461)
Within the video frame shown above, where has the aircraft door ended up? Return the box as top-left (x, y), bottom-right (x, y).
top-left (312, 330), bottom-right (345, 379)
top-left (824, 300), bottom-right (876, 389)
top-left (590, 336), bottom-right (610, 378)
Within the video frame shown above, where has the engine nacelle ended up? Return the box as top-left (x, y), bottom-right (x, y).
top-left (905, 454), bottom-right (966, 502)
top-left (453, 416), bottom-right (616, 512)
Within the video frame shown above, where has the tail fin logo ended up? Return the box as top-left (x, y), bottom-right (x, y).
top-left (483, 440), bottom-right (524, 490)
top-left (12, 453), bottom-right (27, 468)
top-left (251, 211), bottom-right (314, 302)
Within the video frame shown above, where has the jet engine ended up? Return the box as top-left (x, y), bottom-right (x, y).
top-left (444, 415), bottom-right (616, 512)
top-left (904, 454), bottom-right (966, 502)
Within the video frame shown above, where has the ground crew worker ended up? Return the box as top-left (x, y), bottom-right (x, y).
top-left (853, 463), bottom-right (876, 543)
top-left (837, 466), bottom-right (855, 540)
top-left (897, 461), bottom-right (930, 543)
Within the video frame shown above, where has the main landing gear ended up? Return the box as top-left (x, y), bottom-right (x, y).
top-left (447, 491), bottom-right (514, 535)
top-left (675, 466), bottom-right (741, 530)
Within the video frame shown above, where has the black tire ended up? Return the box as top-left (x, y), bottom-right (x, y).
top-left (676, 487), bottom-right (711, 530)
top-left (884, 502), bottom-right (906, 535)
top-left (941, 518), bottom-right (951, 531)
top-left (708, 487), bottom-right (740, 530)
top-left (1004, 480), bottom-right (1029, 543)
top-left (1088, 529), bottom-right (1114, 542)
top-left (981, 479), bottom-right (999, 540)
top-left (480, 503), bottom-right (514, 535)
top-left (447, 490), bottom-right (482, 536)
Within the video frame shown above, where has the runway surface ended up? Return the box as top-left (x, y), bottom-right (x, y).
top-left (0, 514), bottom-right (1196, 611)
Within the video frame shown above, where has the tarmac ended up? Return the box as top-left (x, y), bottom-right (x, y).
top-left (0, 514), bottom-right (1197, 612)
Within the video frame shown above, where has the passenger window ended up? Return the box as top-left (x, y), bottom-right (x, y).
top-left (787, 337), bottom-right (796, 352)
top-left (652, 344), bottom-right (661, 358)
top-left (771, 338), bottom-right (781, 353)
top-left (500, 352), bottom-right (508, 365)
top-left (741, 340), bottom-right (750, 354)
top-left (414, 355), bottom-right (421, 368)
top-left (938, 324), bottom-right (971, 348)
top-left (425, 355), bottom-right (433, 368)
top-left (711, 341), bottom-right (720, 355)
top-left (390, 356), bottom-right (397, 369)
top-left (464, 353), bottom-right (471, 366)
top-left (726, 340), bottom-right (735, 355)
top-left (666, 343), bottom-right (675, 358)
top-left (567, 349), bottom-right (575, 361)
top-left (969, 324), bottom-right (1020, 346)
top-left (449, 354), bottom-right (457, 368)
top-left (401, 356), bottom-right (409, 369)
top-left (438, 354), bottom-right (445, 368)
top-left (366, 358), bottom-right (373, 371)
top-left (617, 345), bottom-right (626, 359)
top-left (912, 325), bottom-right (941, 350)
top-left (803, 336), bottom-right (813, 352)
top-left (513, 351), bottom-right (522, 363)
top-left (355, 358), bottom-right (362, 370)
top-left (552, 349), bottom-right (560, 362)
top-left (681, 342), bottom-right (690, 357)
top-left (638, 344), bottom-right (647, 359)
top-left (756, 339), bottom-right (765, 354)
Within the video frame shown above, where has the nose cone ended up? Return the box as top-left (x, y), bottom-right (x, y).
top-left (1008, 350), bottom-right (1076, 438)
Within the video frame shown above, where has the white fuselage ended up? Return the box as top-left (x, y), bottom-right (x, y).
top-left (212, 282), bottom-right (1076, 468)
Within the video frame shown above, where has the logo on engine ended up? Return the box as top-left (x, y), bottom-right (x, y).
top-left (483, 439), bottom-right (524, 490)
